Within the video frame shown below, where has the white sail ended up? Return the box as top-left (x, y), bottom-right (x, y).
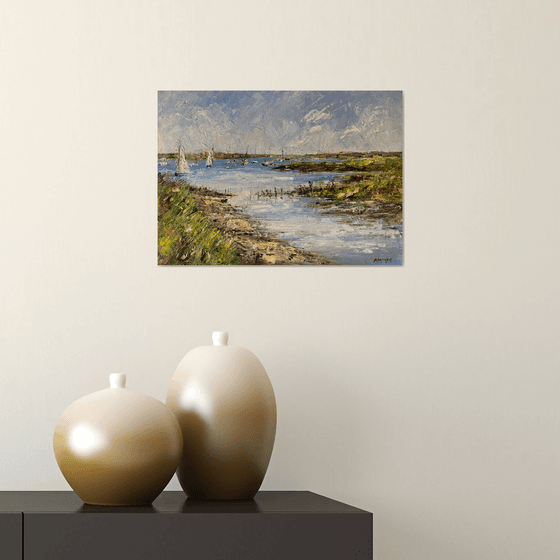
top-left (177, 145), bottom-right (189, 173)
top-left (206, 149), bottom-right (214, 167)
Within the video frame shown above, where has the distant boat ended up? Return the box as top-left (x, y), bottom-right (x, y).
top-left (159, 158), bottom-right (168, 165)
top-left (177, 145), bottom-right (189, 173)
top-left (206, 149), bottom-right (214, 167)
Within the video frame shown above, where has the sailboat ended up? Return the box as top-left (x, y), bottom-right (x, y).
top-left (177, 144), bottom-right (189, 173)
top-left (206, 148), bottom-right (214, 167)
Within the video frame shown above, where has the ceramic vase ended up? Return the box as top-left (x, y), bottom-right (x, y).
top-left (53, 373), bottom-right (183, 506)
top-left (166, 332), bottom-right (277, 500)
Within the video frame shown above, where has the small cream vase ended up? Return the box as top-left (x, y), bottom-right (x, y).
top-left (166, 332), bottom-right (277, 500)
top-left (53, 373), bottom-right (183, 506)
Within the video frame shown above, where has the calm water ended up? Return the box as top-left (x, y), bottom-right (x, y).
top-left (158, 157), bottom-right (402, 265)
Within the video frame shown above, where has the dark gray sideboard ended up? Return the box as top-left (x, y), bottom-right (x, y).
top-left (0, 491), bottom-right (372, 559)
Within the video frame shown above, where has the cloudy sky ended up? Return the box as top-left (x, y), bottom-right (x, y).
top-left (158, 91), bottom-right (403, 154)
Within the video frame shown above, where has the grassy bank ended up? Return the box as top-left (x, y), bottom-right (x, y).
top-left (274, 154), bottom-right (402, 173)
top-left (277, 155), bottom-right (403, 205)
top-left (158, 176), bottom-right (240, 265)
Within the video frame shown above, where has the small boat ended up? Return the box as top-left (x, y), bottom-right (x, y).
top-left (159, 159), bottom-right (168, 165)
top-left (206, 148), bottom-right (214, 167)
top-left (176, 144), bottom-right (189, 173)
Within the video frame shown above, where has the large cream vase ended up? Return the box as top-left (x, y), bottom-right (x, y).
top-left (166, 332), bottom-right (277, 500)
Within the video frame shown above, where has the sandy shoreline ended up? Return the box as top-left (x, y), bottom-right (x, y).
top-left (190, 187), bottom-right (337, 265)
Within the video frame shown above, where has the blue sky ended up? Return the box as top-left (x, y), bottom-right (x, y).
top-left (158, 91), bottom-right (403, 154)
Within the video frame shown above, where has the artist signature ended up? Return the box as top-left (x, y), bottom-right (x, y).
top-left (373, 258), bottom-right (393, 264)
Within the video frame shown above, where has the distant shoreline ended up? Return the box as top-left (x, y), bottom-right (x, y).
top-left (158, 151), bottom-right (403, 161)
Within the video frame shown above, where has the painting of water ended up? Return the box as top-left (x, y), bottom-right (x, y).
top-left (158, 91), bottom-right (403, 266)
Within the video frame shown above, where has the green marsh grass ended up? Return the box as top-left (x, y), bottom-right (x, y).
top-left (158, 176), bottom-right (240, 265)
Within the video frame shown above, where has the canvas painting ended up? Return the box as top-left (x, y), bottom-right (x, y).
top-left (158, 91), bottom-right (403, 266)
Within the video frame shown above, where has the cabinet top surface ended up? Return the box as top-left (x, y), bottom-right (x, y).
top-left (0, 491), bottom-right (370, 515)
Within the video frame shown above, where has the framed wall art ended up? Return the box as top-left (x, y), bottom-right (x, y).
top-left (158, 91), bottom-right (402, 266)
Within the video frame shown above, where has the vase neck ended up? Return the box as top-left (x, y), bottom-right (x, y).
top-left (212, 332), bottom-right (229, 346)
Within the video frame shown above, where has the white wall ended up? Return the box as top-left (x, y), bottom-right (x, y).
top-left (1, 0), bottom-right (559, 558)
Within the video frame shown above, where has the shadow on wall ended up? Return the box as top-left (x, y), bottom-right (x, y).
top-left (375, 519), bottom-right (472, 560)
